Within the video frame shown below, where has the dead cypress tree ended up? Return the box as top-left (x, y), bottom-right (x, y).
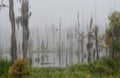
top-left (45, 23), bottom-right (48, 50)
top-left (36, 27), bottom-right (41, 51)
top-left (68, 31), bottom-right (74, 65)
top-left (87, 17), bottom-right (94, 63)
top-left (66, 33), bottom-right (69, 66)
top-left (21, 0), bottom-right (29, 59)
top-left (29, 39), bottom-right (33, 65)
top-left (0, 32), bottom-right (2, 59)
top-left (81, 32), bottom-right (84, 63)
top-left (36, 27), bottom-right (40, 66)
top-left (51, 24), bottom-right (56, 47)
top-left (94, 26), bottom-right (99, 59)
top-left (77, 11), bottom-right (81, 63)
top-left (41, 39), bottom-right (48, 66)
top-left (9, 0), bottom-right (17, 63)
top-left (61, 42), bottom-right (64, 66)
top-left (15, 0), bottom-right (31, 59)
top-left (0, 0), bottom-right (17, 63)
top-left (58, 19), bottom-right (62, 66)
top-left (51, 24), bottom-right (56, 66)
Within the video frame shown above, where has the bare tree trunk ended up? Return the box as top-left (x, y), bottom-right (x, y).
top-left (22, 26), bottom-right (29, 59)
top-left (0, 36), bottom-right (3, 59)
top-left (81, 32), bottom-right (84, 63)
top-left (77, 12), bottom-right (81, 63)
top-left (69, 39), bottom-right (73, 65)
top-left (93, 48), bottom-right (95, 60)
top-left (58, 19), bottom-right (62, 66)
top-left (58, 44), bottom-right (61, 66)
top-left (66, 35), bottom-right (69, 66)
top-left (29, 39), bottom-right (33, 65)
top-left (21, 0), bottom-right (29, 59)
top-left (9, 0), bottom-right (17, 63)
top-left (66, 49), bottom-right (68, 66)
top-left (87, 17), bottom-right (94, 63)
top-left (87, 42), bottom-right (92, 63)
top-left (77, 38), bottom-right (80, 63)
top-left (37, 27), bottom-right (40, 51)
top-left (61, 42), bottom-right (64, 66)
top-left (67, 31), bottom-right (73, 65)
top-left (95, 26), bottom-right (99, 59)
top-left (52, 24), bottom-right (56, 47)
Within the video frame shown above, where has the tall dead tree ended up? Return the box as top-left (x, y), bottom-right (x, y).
top-left (77, 12), bottom-right (81, 63)
top-left (9, 0), bottom-right (17, 63)
top-left (28, 39), bottom-right (33, 65)
top-left (66, 33), bottom-right (69, 66)
top-left (45, 23), bottom-right (48, 50)
top-left (58, 19), bottom-right (62, 66)
top-left (0, 32), bottom-right (2, 59)
top-left (41, 39), bottom-right (48, 66)
top-left (67, 31), bottom-right (74, 65)
top-left (21, 0), bottom-right (29, 59)
top-left (36, 27), bottom-right (40, 66)
top-left (81, 32), bottom-right (84, 63)
top-left (51, 24), bottom-right (56, 47)
top-left (61, 41), bottom-right (64, 66)
top-left (94, 26), bottom-right (99, 59)
top-left (41, 39), bottom-right (45, 63)
top-left (51, 24), bottom-right (56, 66)
top-left (37, 27), bottom-right (40, 51)
top-left (0, 0), bottom-right (17, 63)
top-left (87, 17), bottom-right (94, 63)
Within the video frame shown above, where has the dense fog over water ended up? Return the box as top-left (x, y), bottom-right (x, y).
top-left (0, 0), bottom-right (120, 51)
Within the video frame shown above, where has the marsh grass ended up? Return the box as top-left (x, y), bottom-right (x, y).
top-left (1, 57), bottom-right (120, 78)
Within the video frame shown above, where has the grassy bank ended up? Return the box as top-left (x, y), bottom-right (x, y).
top-left (0, 57), bottom-right (120, 78)
top-left (25, 57), bottom-right (120, 78)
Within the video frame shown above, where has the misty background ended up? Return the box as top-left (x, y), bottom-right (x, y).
top-left (0, 0), bottom-right (120, 52)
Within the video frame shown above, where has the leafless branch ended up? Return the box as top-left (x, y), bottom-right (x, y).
top-left (0, 0), bottom-right (9, 8)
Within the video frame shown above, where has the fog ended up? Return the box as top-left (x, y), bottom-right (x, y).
top-left (0, 0), bottom-right (120, 51)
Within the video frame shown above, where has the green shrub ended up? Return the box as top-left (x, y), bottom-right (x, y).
top-left (87, 59), bottom-right (113, 75)
top-left (102, 57), bottom-right (120, 75)
top-left (95, 63), bottom-right (112, 75)
top-left (0, 59), bottom-right (11, 76)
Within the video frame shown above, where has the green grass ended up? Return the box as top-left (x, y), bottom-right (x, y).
top-left (0, 59), bottom-right (11, 77)
top-left (27, 57), bottom-right (120, 78)
top-left (1, 57), bottom-right (120, 78)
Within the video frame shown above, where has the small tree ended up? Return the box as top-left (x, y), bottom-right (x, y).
top-left (105, 11), bottom-right (120, 58)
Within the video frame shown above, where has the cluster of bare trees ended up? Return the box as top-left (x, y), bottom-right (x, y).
top-left (34, 14), bottom-right (104, 67)
top-left (46, 13), bottom-right (103, 66)
top-left (0, 0), bottom-right (106, 67)
top-left (64, 13), bottom-right (102, 66)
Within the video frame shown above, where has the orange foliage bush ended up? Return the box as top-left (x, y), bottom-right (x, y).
top-left (9, 59), bottom-right (31, 77)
